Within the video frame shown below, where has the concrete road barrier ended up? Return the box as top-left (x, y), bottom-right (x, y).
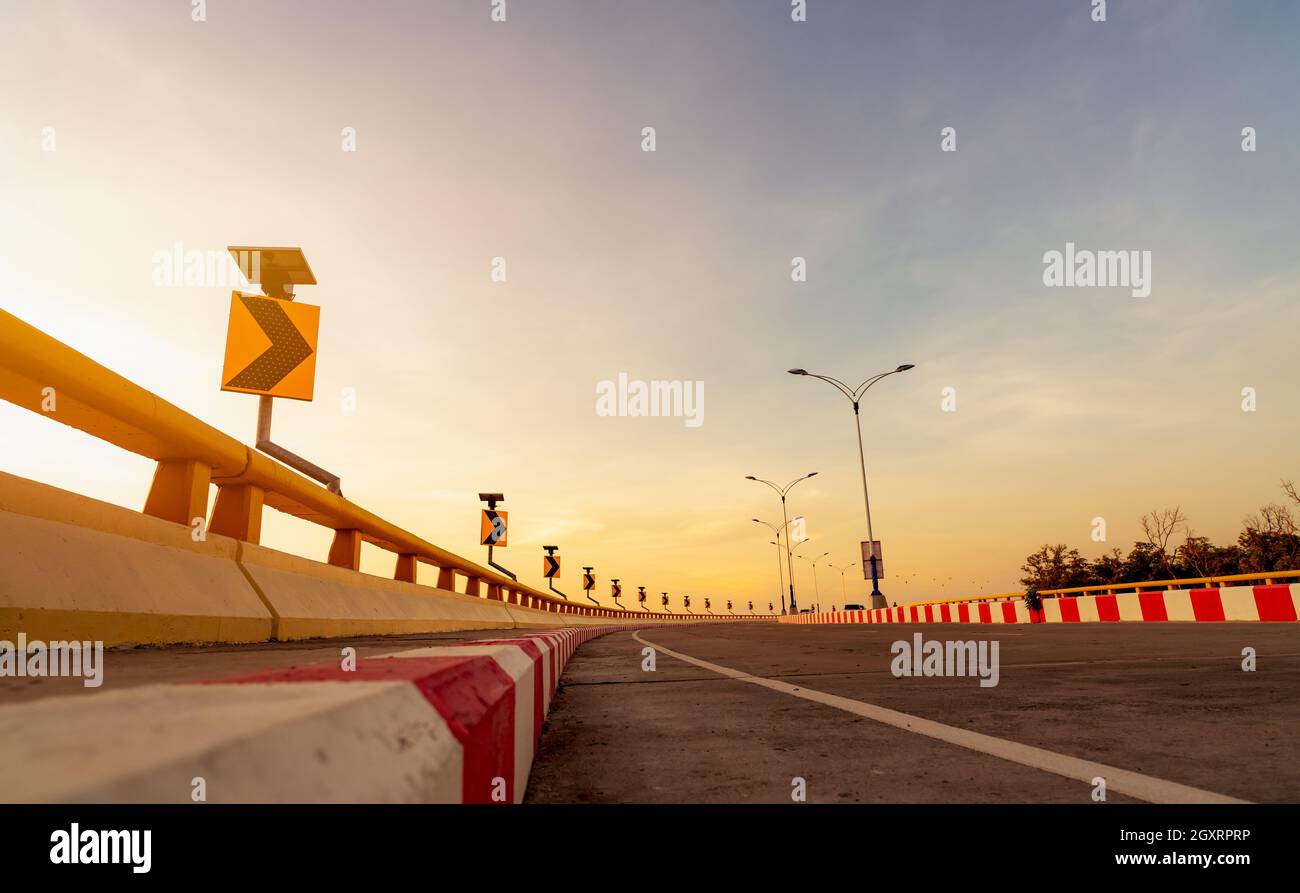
top-left (0, 626), bottom-right (629, 803)
top-left (0, 471), bottom-right (694, 646)
top-left (780, 585), bottom-right (1300, 626)
top-left (0, 472), bottom-right (274, 646)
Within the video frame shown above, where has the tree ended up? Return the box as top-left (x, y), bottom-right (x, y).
top-left (1174, 535), bottom-right (1242, 578)
top-left (1239, 503), bottom-right (1300, 572)
top-left (1016, 482), bottom-right (1299, 589)
top-left (1089, 548), bottom-right (1127, 584)
top-left (1119, 541), bottom-right (1168, 582)
top-left (1140, 506), bottom-right (1188, 578)
top-left (1020, 544), bottom-right (1095, 591)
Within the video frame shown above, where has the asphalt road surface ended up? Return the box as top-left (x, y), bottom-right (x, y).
top-left (525, 622), bottom-right (1300, 804)
top-left (0, 630), bottom-right (492, 703)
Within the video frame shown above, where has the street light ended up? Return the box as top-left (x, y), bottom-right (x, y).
top-left (832, 561), bottom-right (852, 603)
top-left (788, 364), bottom-right (914, 609)
top-left (746, 473), bottom-right (817, 614)
top-left (790, 537), bottom-right (811, 606)
top-left (799, 550), bottom-right (829, 611)
top-left (829, 561), bottom-right (857, 604)
top-left (753, 518), bottom-right (789, 617)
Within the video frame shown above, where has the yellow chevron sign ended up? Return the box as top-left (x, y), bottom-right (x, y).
top-left (481, 510), bottom-right (508, 546)
top-left (220, 292), bottom-right (319, 401)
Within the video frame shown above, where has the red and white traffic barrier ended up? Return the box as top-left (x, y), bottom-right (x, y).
top-left (0, 626), bottom-right (629, 804)
top-left (207, 627), bottom-right (607, 803)
top-left (779, 583), bottom-right (1300, 626)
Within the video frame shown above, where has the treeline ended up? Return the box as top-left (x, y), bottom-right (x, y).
top-left (1020, 480), bottom-right (1300, 591)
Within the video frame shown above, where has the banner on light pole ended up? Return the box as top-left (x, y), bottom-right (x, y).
top-left (861, 540), bottom-right (884, 579)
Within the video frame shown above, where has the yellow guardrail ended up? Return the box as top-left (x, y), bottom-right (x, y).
top-left (912, 570), bottom-right (1300, 609)
top-left (0, 308), bottom-right (750, 621)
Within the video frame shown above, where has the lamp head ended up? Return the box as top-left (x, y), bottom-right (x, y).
top-left (896, 364), bottom-right (915, 372)
top-left (788, 369), bottom-right (808, 376)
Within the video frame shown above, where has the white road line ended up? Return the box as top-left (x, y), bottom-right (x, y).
top-left (632, 631), bottom-right (1249, 805)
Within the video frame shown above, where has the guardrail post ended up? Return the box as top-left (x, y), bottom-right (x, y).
top-left (328, 529), bottom-right (362, 570)
top-left (208, 483), bottom-right (264, 543)
top-left (436, 567), bottom-right (456, 591)
top-left (465, 577), bottom-right (481, 597)
top-left (487, 582), bottom-right (503, 601)
top-left (394, 554), bottom-right (417, 583)
top-left (143, 458), bottom-right (212, 527)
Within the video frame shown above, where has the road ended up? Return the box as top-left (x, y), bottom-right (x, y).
top-left (525, 622), bottom-right (1300, 804)
top-left (0, 630), bottom-right (493, 703)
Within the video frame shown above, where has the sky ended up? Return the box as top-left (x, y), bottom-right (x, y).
top-left (1, 0), bottom-right (1298, 610)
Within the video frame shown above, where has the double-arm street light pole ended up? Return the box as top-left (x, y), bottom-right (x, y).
top-left (799, 550), bottom-right (830, 610)
top-left (829, 561), bottom-right (855, 604)
top-left (788, 365), bottom-right (914, 610)
top-left (753, 519), bottom-right (788, 616)
top-left (746, 473), bottom-right (817, 614)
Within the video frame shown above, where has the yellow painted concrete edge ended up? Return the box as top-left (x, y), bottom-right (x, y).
top-left (0, 472), bottom-right (273, 645)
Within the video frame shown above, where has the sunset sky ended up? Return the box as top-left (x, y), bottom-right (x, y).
top-left (2, 0), bottom-right (1297, 609)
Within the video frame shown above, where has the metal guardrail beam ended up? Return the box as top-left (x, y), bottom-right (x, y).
top-left (0, 309), bottom-right (741, 620)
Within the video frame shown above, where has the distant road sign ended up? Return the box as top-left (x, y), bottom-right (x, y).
top-left (481, 510), bottom-right (508, 546)
top-left (638, 588), bottom-right (647, 604)
top-left (583, 571), bottom-right (595, 591)
top-left (861, 540), bottom-right (884, 579)
top-left (221, 292), bottom-right (319, 401)
top-left (611, 581), bottom-right (622, 599)
top-left (543, 554), bottom-right (560, 578)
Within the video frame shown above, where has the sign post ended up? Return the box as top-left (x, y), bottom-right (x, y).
top-left (542, 546), bottom-right (568, 601)
top-left (479, 493), bottom-right (516, 581)
top-left (221, 246), bottom-right (341, 494)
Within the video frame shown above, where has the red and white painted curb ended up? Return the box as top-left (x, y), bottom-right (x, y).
top-left (780, 584), bottom-right (1300, 626)
top-left (0, 625), bottom-right (635, 804)
top-left (207, 626), bottom-right (608, 803)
